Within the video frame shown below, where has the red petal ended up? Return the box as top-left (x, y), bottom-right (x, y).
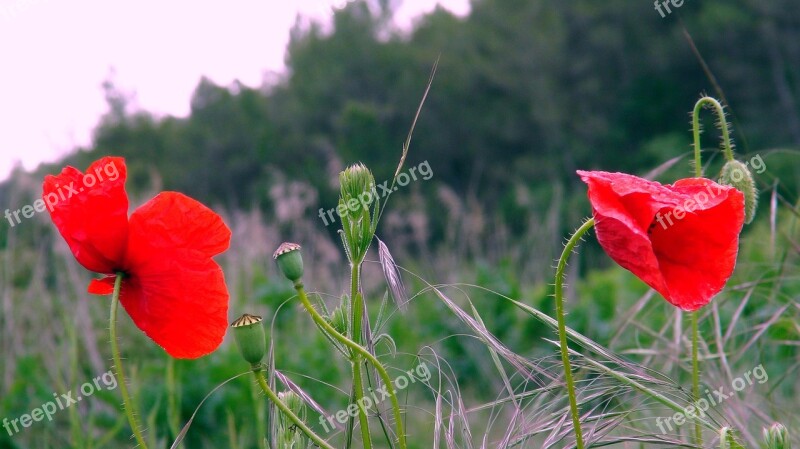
top-left (43, 157), bottom-right (129, 273)
top-left (119, 192), bottom-right (231, 358)
top-left (578, 171), bottom-right (744, 311)
top-left (88, 276), bottom-right (116, 295)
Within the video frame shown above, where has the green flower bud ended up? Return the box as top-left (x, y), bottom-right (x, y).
top-left (328, 303), bottom-right (348, 336)
top-left (278, 391), bottom-right (306, 420)
top-left (338, 163), bottom-right (378, 264)
top-left (719, 159), bottom-right (757, 224)
top-left (231, 313), bottom-right (267, 365)
top-left (277, 391), bottom-right (308, 447)
top-left (273, 242), bottom-right (303, 282)
top-left (764, 423), bottom-right (791, 449)
top-left (340, 163), bottom-right (376, 210)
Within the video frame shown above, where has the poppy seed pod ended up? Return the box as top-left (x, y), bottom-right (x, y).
top-left (719, 159), bottom-right (757, 224)
top-left (763, 423), bottom-right (791, 449)
top-left (273, 242), bottom-right (303, 282)
top-left (231, 313), bottom-right (266, 365)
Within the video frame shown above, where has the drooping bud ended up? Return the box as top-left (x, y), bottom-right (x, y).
top-left (273, 242), bottom-right (303, 282)
top-left (763, 423), bottom-right (791, 449)
top-left (719, 159), bottom-right (757, 224)
top-left (231, 313), bottom-right (267, 366)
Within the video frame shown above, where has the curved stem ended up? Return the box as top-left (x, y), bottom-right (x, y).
top-left (692, 96), bottom-right (736, 177)
top-left (349, 264), bottom-right (373, 449)
top-left (109, 273), bottom-right (149, 449)
top-left (555, 218), bottom-right (594, 449)
top-left (295, 281), bottom-right (407, 449)
top-left (691, 311), bottom-right (703, 446)
top-left (252, 368), bottom-right (335, 449)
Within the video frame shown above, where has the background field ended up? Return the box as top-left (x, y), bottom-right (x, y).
top-left (0, 1), bottom-right (798, 448)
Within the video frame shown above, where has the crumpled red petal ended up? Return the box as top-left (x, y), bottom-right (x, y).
top-left (43, 157), bottom-right (129, 273)
top-left (119, 192), bottom-right (231, 359)
top-left (88, 276), bottom-right (116, 295)
top-left (577, 170), bottom-right (744, 311)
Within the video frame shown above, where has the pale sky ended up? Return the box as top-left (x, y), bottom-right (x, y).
top-left (0, 0), bottom-right (469, 180)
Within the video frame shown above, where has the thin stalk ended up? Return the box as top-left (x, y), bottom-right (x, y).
top-left (692, 96), bottom-right (735, 169)
top-left (295, 281), bottom-right (407, 449)
top-left (554, 218), bottom-right (594, 449)
top-left (350, 264), bottom-right (373, 449)
top-left (109, 273), bottom-right (149, 449)
top-left (691, 311), bottom-right (703, 446)
top-left (252, 368), bottom-right (334, 449)
top-left (691, 97), bottom-right (730, 447)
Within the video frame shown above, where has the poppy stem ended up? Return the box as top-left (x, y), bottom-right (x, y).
top-left (294, 280), bottom-right (408, 449)
top-left (555, 217), bottom-right (594, 449)
top-left (349, 264), bottom-right (373, 449)
top-left (691, 310), bottom-right (703, 446)
top-left (109, 272), bottom-right (149, 449)
top-left (692, 96), bottom-right (736, 176)
top-left (251, 367), bottom-right (335, 449)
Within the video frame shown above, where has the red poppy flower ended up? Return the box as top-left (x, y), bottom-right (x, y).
top-left (577, 170), bottom-right (745, 311)
top-left (43, 157), bottom-right (231, 358)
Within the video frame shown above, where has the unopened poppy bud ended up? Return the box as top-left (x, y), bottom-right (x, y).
top-left (763, 423), bottom-right (791, 449)
top-left (273, 242), bottom-right (303, 282)
top-left (719, 160), bottom-right (757, 224)
top-left (231, 313), bottom-right (266, 365)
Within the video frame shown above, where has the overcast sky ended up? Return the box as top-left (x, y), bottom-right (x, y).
top-left (0, 0), bottom-right (469, 180)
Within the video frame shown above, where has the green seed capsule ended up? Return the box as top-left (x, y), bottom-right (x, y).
top-left (719, 160), bottom-right (757, 224)
top-left (231, 313), bottom-right (267, 365)
top-left (273, 242), bottom-right (304, 282)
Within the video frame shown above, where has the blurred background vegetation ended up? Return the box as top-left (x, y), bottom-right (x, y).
top-left (0, 0), bottom-right (798, 447)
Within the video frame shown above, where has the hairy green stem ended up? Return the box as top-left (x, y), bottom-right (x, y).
top-left (252, 368), bottom-right (334, 449)
top-left (555, 218), bottom-right (594, 449)
top-left (294, 282), bottom-right (407, 449)
top-left (690, 97), bottom-right (732, 447)
top-left (350, 264), bottom-right (373, 449)
top-left (691, 311), bottom-right (703, 446)
top-left (109, 273), bottom-right (149, 449)
top-left (692, 96), bottom-right (735, 171)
